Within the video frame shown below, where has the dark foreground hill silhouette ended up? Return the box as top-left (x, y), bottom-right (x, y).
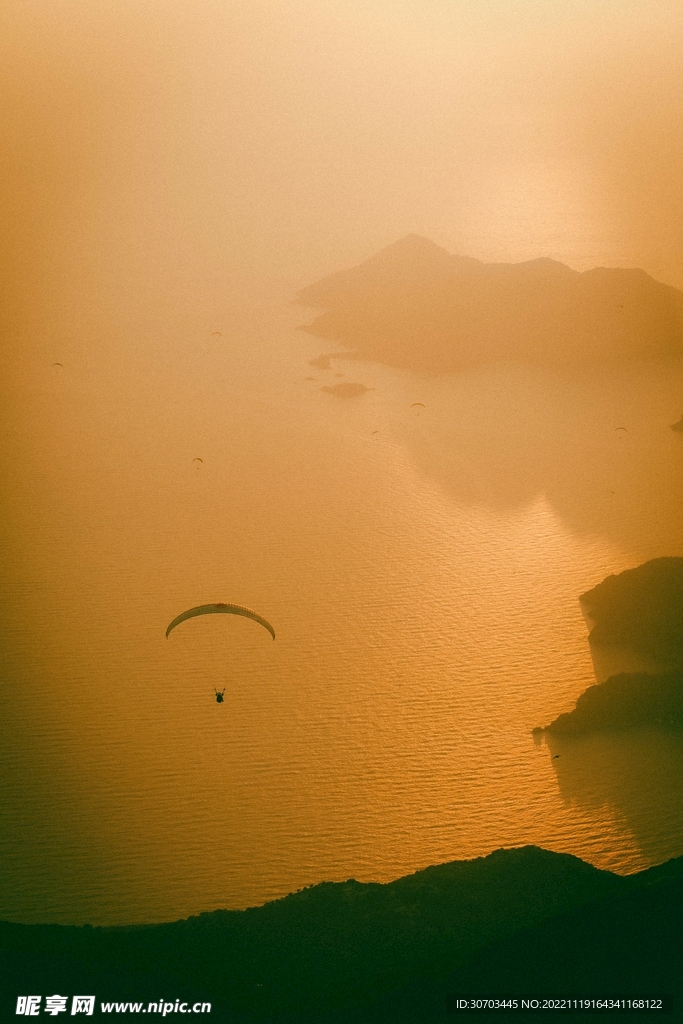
top-left (296, 235), bottom-right (683, 371)
top-left (2, 847), bottom-right (682, 1022)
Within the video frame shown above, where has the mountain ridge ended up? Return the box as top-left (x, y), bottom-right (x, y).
top-left (3, 845), bottom-right (682, 1021)
top-left (296, 236), bottom-right (683, 370)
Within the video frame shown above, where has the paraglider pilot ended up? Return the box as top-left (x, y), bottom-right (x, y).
top-left (215, 689), bottom-right (225, 703)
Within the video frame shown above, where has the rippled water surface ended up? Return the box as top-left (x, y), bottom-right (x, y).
top-left (2, 304), bottom-right (682, 924)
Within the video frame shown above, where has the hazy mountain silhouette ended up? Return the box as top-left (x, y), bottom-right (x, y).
top-left (298, 239), bottom-right (683, 555)
top-left (3, 846), bottom-right (682, 1022)
top-left (297, 235), bottom-right (683, 370)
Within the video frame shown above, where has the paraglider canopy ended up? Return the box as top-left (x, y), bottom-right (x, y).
top-left (166, 603), bottom-right (275, 640)
top-left (411, 402), bottom-right (425, 409)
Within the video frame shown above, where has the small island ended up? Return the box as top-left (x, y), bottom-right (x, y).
top-left (321, 382), bottom-right (371, 397)
top-left (536, 558), bottom-right (683, 734)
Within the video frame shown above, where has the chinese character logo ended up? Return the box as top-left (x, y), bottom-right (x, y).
top-left (45, 995), bottom-right (69, 1016)
top-left (71, 997), bottom-right (95, 1016)
top-left (16, 997), bottom-right (41, 1016)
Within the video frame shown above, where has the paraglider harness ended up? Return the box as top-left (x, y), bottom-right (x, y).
top-left (215, 689), bottom-right (225, 703)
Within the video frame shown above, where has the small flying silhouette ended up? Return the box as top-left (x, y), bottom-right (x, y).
top-left (552, 754), bottom-right (561, 759)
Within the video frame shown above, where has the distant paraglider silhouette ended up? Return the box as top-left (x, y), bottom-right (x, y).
top-left (215, 689), bottom-right (225, 703)
top-left (615, 427), bottom-right (628, 432)
top-left (52, 362), bottom-right (63, 374)
top-left (193, 457), bottom-right (203, 467)
top-left (211, 331), bottom-right (222, 337)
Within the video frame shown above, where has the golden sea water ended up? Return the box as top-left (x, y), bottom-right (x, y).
top-left (1, 299), bottom-right (682, 925)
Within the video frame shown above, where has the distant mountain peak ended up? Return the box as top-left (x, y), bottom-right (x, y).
top-left (378, 233), bottom-right (450, 253)
top-left (517, 256), bottom-right (576, 273)
top-left (363, 233), bottom-right (454, 268)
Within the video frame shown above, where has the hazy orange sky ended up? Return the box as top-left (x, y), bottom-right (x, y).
top-left (2, 0), bottom-right (683, 336)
